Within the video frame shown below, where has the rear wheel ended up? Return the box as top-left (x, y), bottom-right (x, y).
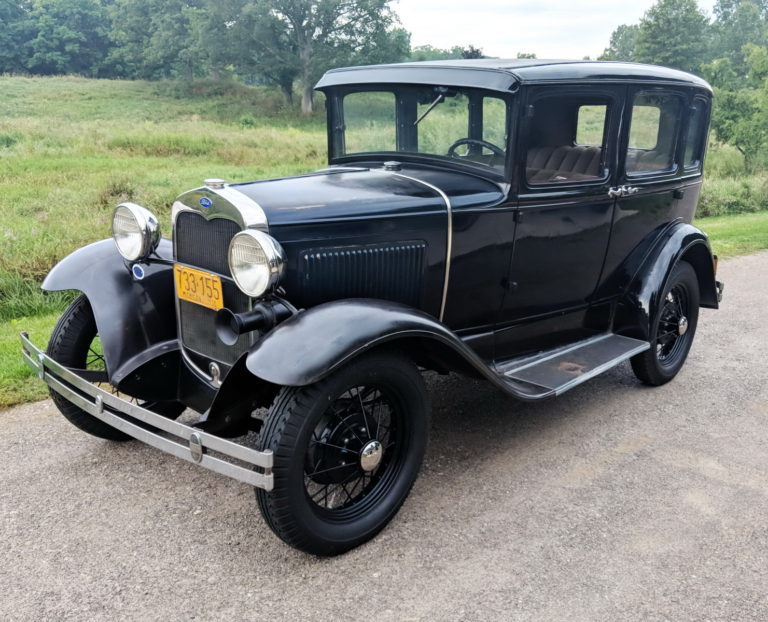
top-left (631, 260), bottom-right (700, 386)
top-left (47, 295), bottom-right (185, 441)
top-left (256, 352), bottom-right (429, 556)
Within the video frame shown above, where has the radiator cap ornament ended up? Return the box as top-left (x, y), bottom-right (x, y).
top-left (205, 178), bottom-right (226, 189)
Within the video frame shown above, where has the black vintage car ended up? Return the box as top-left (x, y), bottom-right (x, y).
top-left (22, 59), bottom-right (723, 555)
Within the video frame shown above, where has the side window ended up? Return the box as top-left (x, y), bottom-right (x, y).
top-left (526, 96), bottom-right (610, 186)
top-left (625, 92), bottom-right (684, 175)
top-left (576, 105), bottom-right (607, 145)
top-left (683, 99), bottom-right (708, 170)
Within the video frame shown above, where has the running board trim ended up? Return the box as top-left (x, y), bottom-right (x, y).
top-left (496, 334), bottom-right (650, 399)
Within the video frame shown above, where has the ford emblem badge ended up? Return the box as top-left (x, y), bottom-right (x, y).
top-left (199, 197), bottom-right (213, 209)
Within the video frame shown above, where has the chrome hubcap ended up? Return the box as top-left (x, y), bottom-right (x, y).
top-left (360, 440), bottom-right (383, 472)
top-left (678, 316), bottom-right (688, 336)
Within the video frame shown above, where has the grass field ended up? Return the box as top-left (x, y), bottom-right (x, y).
top-left (1, 76), bottom-right (767, 408)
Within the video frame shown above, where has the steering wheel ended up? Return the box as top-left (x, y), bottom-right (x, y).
top-left (447, 138), bottom-right (505, 161)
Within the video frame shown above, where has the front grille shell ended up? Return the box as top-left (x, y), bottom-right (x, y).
top-left (174, 211), bottom-right (250, 367)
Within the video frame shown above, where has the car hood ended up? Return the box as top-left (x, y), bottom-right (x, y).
top-left (229, 166), bottom-right (505, 227)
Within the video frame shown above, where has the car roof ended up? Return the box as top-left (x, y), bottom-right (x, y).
top-left (315, 59), bottom-right (712, 93)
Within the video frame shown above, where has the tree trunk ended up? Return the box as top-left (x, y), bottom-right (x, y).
top-left (301, 84), bottom-right (314, 114)
top-left (280, 81), bottom-right (294, 105)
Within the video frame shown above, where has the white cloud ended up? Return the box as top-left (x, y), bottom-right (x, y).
top-left (393, 0), bottom-right (716, 60)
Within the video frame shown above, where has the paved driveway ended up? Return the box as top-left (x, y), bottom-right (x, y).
top-left (2, 252), bottom-right (767, 621)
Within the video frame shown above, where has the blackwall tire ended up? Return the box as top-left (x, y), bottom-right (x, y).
top-left (46, 295), bottom-right (186, 440)
top-left (631, 260), bottom-right (700, 386)
top-left (47, 295), bottom-right (131, 441)
top-left (255, 351), bottom-right (430, 556)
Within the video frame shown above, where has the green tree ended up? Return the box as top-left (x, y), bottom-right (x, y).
top-left (0, 2), bottom-right (32, 73)
top-left (709, 0), bottom-right (768, 81)
top-left (599, 24), bottom-right (639, 61)
top-left (633, 0), bottom-right (710, 73)
top-left (108, 0), bottom-right (204, 79)
top-left (709, 45), bottom-right (768, 172)
top-left (234, 0), bottom-right (408, 114)
top-left (26, 0), bottom-right (112, 76)
top-left (409, 45), bottom-right (465, 61)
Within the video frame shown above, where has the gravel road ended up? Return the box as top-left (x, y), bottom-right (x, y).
top-left (2, 252), bottom-right (767, 621)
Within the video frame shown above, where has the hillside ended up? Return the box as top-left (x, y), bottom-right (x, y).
top-left (0, 76), bottom-right (327, 319)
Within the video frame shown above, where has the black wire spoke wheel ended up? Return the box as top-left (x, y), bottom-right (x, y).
top-left (256, 352), bottom-right (429, 556)
top-left (304, 386), bottom-right (400, 514)
top-left (631, 260), bottom-right (700, 386)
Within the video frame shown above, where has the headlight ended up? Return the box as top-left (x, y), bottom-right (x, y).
top-left (228, 230), bottom-right (286, 297)
top-left (112, 203), bottom-right (160, 261)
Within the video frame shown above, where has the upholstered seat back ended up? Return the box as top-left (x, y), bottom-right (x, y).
top-left (526, 145), bottom-right (603, 184)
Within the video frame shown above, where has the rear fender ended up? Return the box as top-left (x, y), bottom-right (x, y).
top-left (614, 223), bottom-right (718, 341)
top-left (42, 238), bottom-right (178, 385)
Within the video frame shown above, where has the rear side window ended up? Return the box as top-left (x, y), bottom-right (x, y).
top-left (526, 96), bottom-right (610, 186)
top-left (576, 105), bottom-right (607, 145)
top-left (625, 93), bottom-right (684, 175)
top-left (684, 99), bottom-right (708, 170)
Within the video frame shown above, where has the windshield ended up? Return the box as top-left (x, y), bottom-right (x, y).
top-left (335, 86), bottom-right (509, 170)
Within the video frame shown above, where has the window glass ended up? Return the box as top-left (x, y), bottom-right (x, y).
top-left (417, 92), bottom-right (469, 154)
top-left (684, 99), bottom-right (707, 169)
top-left (483, 96), bottom-right (507, 147)
top-left (626, 93), bottom-right (683, 174)
top-left (338, 87), bottom-right (509, 170)
top-left (576, 105), bottom-right (607, 145)
top-left (343, 91), bottom-right (396, 153)
top-left (526, 96), bottom-right (609, 185)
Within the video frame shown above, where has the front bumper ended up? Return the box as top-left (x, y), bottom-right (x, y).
top-left (20, 332), bottom-right (273, 491)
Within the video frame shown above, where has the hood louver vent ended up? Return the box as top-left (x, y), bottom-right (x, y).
top-left (299, 242), bottom-right (427, 307)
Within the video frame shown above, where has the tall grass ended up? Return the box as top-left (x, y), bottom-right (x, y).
top-left (0, 76), bottom-right (327, 321)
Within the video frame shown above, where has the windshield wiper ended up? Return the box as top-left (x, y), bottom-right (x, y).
top-left (414, 92), bottom-right (445, 126)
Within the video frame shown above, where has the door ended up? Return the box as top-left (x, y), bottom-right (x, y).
top-left (596, 86), bottom-right (695, 299)
top-left (495, 85), bottom-right (623, 358)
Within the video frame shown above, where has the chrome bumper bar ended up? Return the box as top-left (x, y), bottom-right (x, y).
top-left (20, 332), bottom-right (273, 491)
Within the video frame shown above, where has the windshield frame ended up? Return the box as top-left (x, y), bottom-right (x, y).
top-left (326, 84), bottom-right (514, 180)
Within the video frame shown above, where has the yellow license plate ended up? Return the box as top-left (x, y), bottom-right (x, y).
top-left (174, 264), bottom-right (224, 311)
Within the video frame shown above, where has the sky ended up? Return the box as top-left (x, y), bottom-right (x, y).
top-left (393, 0), bottom-right (716, 61)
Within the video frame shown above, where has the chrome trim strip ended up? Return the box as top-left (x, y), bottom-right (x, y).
top-left (20, 333), bottom-right (273, 491)
top-left (383, 171), bottom-right (453, 322)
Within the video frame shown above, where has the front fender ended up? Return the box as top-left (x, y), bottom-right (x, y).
top-left (42, 238), bottom-right (178, 385)
top-left (615, 222), bottom-right (718, 341)
top-left (245, 299), bottom-right (513, 391)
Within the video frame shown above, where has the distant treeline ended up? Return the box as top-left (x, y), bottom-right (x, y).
top-left (600, 0), bottom-right (768, 173)
top-left (0, 0), bottom-right (488, 113)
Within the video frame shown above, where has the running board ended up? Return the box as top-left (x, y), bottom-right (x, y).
top-left (495, 334), bottom-right (650, 399)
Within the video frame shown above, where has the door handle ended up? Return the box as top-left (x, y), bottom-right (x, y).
top-left (608, 187), bottom-right (623, 198)
top-left (608, 185), bottom-right (640, 198)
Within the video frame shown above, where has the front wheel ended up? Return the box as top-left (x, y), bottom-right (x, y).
top-left (256, 352), bottom-right (430, 556)
top-left (47, 295), bottom-right (185, 441)
top-left (631, 260), bottom-right (700, 386)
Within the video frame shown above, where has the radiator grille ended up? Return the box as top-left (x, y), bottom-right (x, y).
top-left (175, 211), bottom-right (240, 276)
top-left (174, 211), bottom-right (249, 365)
top-left (299, 242), bottom-right (426, 307)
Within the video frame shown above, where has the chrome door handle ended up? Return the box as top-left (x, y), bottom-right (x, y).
top-left (608, 185), bottom-right (640, 198)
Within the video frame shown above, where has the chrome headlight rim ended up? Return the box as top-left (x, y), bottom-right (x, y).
top-left (111, 202), bottom-right (160, 261)
top-left (228, 229), bottom-right (286, 298)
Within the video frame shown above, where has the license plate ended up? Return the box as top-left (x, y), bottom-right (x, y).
top-left (174, 264), bottom-right (224, 311)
